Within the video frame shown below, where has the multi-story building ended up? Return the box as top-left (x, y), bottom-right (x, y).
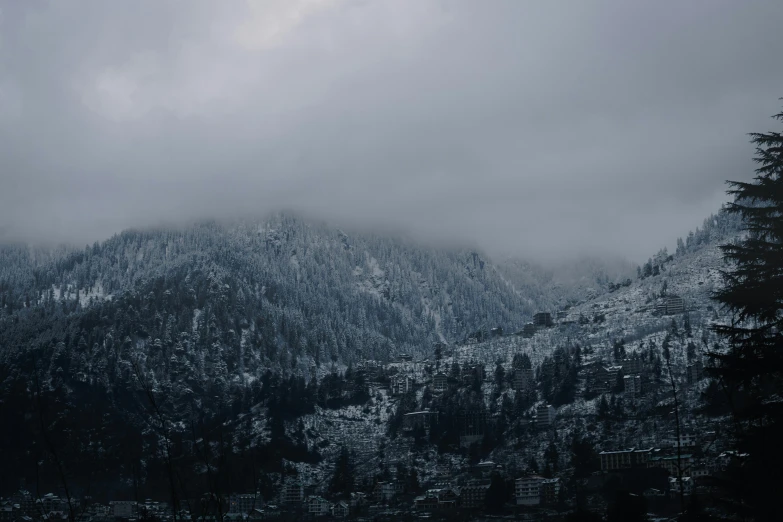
top-left (515, 476), bottom-right (544, 506)
top-left (669, 477), bottom-right (693, 499)
top-left (657, 295), bottom-right (685, 315)
top-left (229, 494), bottom-right (261, 514)
top-left (306, 496), bottom-right (331, 516)
top-left (533, 312), bottom-right (553, 328)
top-left (596, 365), bottom-right (623, 394)
top-left (433, 372), bottom-right (449, 393)
top-left (403, 410), bottom-right (438, 431)
top-left (391, 374), bottom-right (414, 396)
top-left (460, 480), bottom-right (491, 509)
top-left (624, 374), bottom-right (642, 396)
top-left (540, 478), bottom-right (561, 505)
top-left (599, 448), bottom-right (653, 471)
top-left (281, 483), bottom-right (303, 505)
top-left (648, 453), bottom-right (693, 476)
top-left (536, 404), bottom-right (556, 430)
top-left (110, 501), bottom-right (137, 519)
top-left (621, 355), bottom-right (643, 375)
top-left (513, 368), bottom-right (535, 392)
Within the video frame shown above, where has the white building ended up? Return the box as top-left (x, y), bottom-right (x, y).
top-left (515, 476), bottom-right (544, 506)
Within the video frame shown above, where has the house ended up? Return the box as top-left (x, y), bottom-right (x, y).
top-left (540, 478), bottom-right (561, 505)
top-left (513, 368), bottom-right (535, 392)
top-left (433, 372), bottom-right (448, 393)
top-left (403, 410), bottom-right (438, 431)
top-left (349, 492), bottom-right (368, 508)
top-left (331, 501), bottom-right (349, 518)
top-left (413, 495), bottom-right (439, 512)
top-left (490, 326), bottom-right (504, 337)
top-left (596, 365), bottom-right (623, 393)
top-left (373, 482), bottom-right (396, 503)
top-left (229, 494), bottom-right (261, 514)
top-left (624, 374), bottom-right (642, 396)
top-left (599, 448), bottom-right (653, 471)
top-left (306, 496), bottom-right (331, 516)
top-left (556, 311), bottom-right (568, 320)
top-left (0, 502), bottom-right (18, 522)
top-left (536, 404), bottom-right (556, 430)
top-left (109, 501), bottom-right (137, 519)
top-left (521, 323), bottom-right (537, 338)
top-left (515, 476), bottom-right (544, 506)
top-left (281, 483), bottom-right (304, 505)
top-left (398, 353), bottom-right (413, 362)
top-left (460, 480), bottom-right (490, 509)
top-left (533, 312), bottom-right (553, 328)
top-left (669, 476), bottom-right (693, 498)
top-left (390, 374), bottom-right (413, 396)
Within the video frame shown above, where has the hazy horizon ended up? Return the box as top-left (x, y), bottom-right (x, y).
top-left (2, 1), bottom-right (781, 264)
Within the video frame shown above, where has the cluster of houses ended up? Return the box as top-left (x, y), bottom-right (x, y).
top-left (598, 429), bottom-right (737, 502)
top-left (272, 459), bottom-right (567, 519)
top-left (0, 492), bottom-right (172, 522)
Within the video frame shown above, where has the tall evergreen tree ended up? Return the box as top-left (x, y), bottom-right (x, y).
top-left (709, 105), bottom-right (783, 521)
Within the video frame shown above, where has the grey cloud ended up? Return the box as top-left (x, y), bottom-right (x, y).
top-left (1, 0), bottom-right (782, 263)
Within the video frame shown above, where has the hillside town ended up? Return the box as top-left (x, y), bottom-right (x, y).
top-left (1, 288), bottom-right (737, 522)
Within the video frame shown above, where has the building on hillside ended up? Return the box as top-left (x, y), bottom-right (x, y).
top-left (403, 410), bottom-right (438, 432)
top-left (621, 355), bottom-right (643, 375)
top-left (515, 476), bottom-right (544, 506)
top-left (596, 365), bottom-right (623, 394)
top-left (398, 353), bottom-right (413, 362)
top-left (624, 374), bottom-right (642, 396)
top-left (536, 404), bottom-right (556, 430)
top-left (110, 502), bottom-right (137, 519)
top-left (306, 496), bottom-right (330, 516)
top-left (513, 368), bottom-right (535, 392)
top-left (229, 494), bottom-right (261, 514)
top-left (391, 374), bottom-right (414, 396)
top-left (11, 490), bottom-right (36, 516)
top-left (657, 295), bottom-right (685, 315)
top-left (648, 453), bottom-right (693, 476)
top-left (373, 482), bottom-right (396, 503)
top-left (459, 409), bottom-right (487, 447)
top-left (331, 501), bottom-right (349, 518)
top-left (349, 492), bottom-right (368, 508)
top-left (433, 372), bottom-right (448, 393)
top-left (490, 326), bottom-right (504, 337)
top-left (557, 311), bottom-right (568, 320)
top-left (599, 448), bottom-right (654, 471)
top-left (540, 478), bottom-right (561, 505)
top-left (281, 483), bottom-right (304, 505)
top-left (533, 312), bottom-right (554, 328)
top-left (460, 480), bottom-right (491, 509)
top-left (521, 323), bottom-right (538, 337)
top-left (669, 477), bottom-right (693, 499)
top-left (687, 360), bottom-right (703, 385)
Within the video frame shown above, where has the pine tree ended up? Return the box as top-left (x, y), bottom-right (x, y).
top-left (709, 105), bottom-right (783, 521)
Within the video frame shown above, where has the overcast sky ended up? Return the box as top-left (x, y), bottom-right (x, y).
top-left (1, 0), bottom-right (782, 263)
